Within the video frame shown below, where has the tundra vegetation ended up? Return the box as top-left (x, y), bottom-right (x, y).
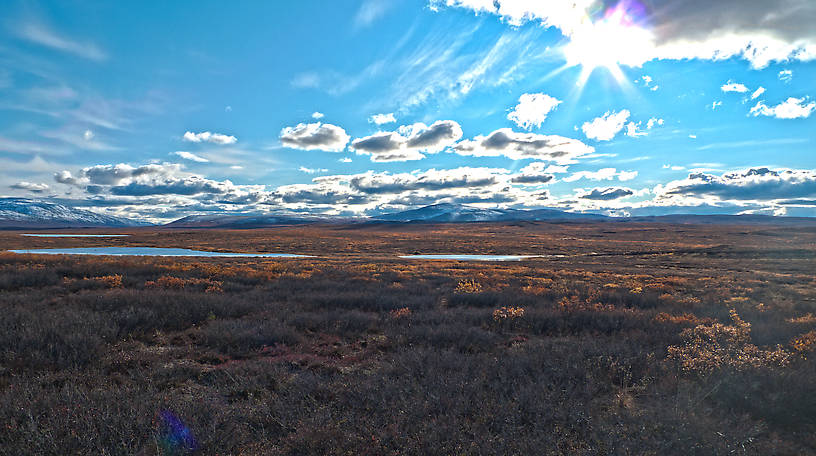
top-left (0, 222), bottom-right (814, 454)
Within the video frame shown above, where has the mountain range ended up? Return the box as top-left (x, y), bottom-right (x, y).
top-left (3, 198), bottom-right (816, 229)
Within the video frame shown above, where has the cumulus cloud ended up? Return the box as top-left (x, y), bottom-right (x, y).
top-left (279, 122), bottom-right (350, 152)
top-left (582, 110), bottom-right (630, 141)
top-left (580, 187), bottom-right (634, 200)
top-left (509, 162), bottom-right (560, 185)
top-left (564, 168), bottom-right (637, 182)
top-left (351, 120), bottom-right (462, 162)
top-left (433, 0), bottom-right (816, 69)
top-left (721, 82), bottom-right (749, 93)
top-left (183, 131), bottom-right (238, 145)
top-left (750, 97), bottom-right (816, 119)
top-left (368, 113), bottom-right (397, 125)
top-left (453, 128), bottom-right (594, 163)
top-left (506, 93), bottom-right (562, 129)
top-left (349, 167), bottom-right (503, 194)
top-left (10, 181), bottom-right (49, 193)
top-left (311, 112), bottom-right (324, 119)
top-left (656, 168), bottom-right (816, 204)
top-left (172, 151), bottom-right (209, 163)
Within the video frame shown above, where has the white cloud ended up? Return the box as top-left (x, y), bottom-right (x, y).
top-left (710, 101), bottom-right (722, 110)
top-left (312, 112), bottom-right (324, 119)
top-left (172, 151), bottom-right (210, 163)
top-left (750, 97), bottom-right (816, 119)
top-left (183, 131), bottom-right (238, 145)
top-left (646, 118), bottom-right (664, 129)
top-left (299, 166), bottom-right (329, 174)
top-left (17, 22), bottom-right (106, 61)
top-left (750, 87), bottom-right (766, 100)
top-left (689, 134), bottom-right (697, 139)
top-left (506, 93), bottom-right (562, 129)
top-left (225, 106), bottom-right (233, 112)
top-left (352, 120), bottom-right (462, 162)
top-left (368, 113), bottom-right (397, 125)
top-left (279, 122), bottom-right (350, 152)
top-left (339, 157), bottom-right (352, 163)
top-left (563, 168), bottom-right (637, 182)
top-left (453, 128), bottom-right (594, 163)
top-left (721, 81), bottom-right (749, 93)
top-left (433, 0), bottom-right (816, 69)
top-left (83, 129), bottom-right (94, 141)
top-left (10, 181), bottom-right (49, 193)
top-left (581, 110), bottom-right (630, 141)
top-left (625, 122), bottom-right (646, 138)
top-left (778, 70), bottom-right (793, 83)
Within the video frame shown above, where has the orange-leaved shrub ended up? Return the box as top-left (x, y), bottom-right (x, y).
top-left (493, 306), bottom-right (524, 321)
top-left (667, 309), bottom-right (792, 374)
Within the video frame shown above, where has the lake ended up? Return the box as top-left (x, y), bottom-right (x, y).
top-left (8, 247), bottom-right (312, 258)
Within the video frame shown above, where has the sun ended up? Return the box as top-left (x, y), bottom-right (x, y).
top-left (562, 0), bottom-right (654, 87)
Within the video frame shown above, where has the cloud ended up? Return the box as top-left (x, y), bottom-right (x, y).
top-left (656, 167), bottom-right (816, 203)
top-left (564, 168), bottom-right (637, 182)
top-left (368, 113), bottom-right (397, 125)
top-left (279, 122), bottom-right (350, 152)
top-left (348, 167), bottom-right (503, 194)
top-left (433, 0), bottom-right (816, 69)
top-left (83, 130), bottom-right (94, 141)
top-left (339, 157), bottom-right (352, 163)
top-left (311, 112), bottom-right (324, 119)
top-left (711, 101), bottom-right (722, 110)
top-left (750, 87), bottom-right (766, 100)
top-left (354, 0), bottom-right (395, 28)
top-left (16, 22), bottom-right (106, 61)
top-left (351, 120), bottom-right (462, 162)
top-left (453, 128), bottom-right (594, 163)
top-left (581, 110), bottom-right (630, 141)
top-left (626, 116), bottom-right (664, 137)
top-left (172, 151), bottom-right (210, 163)
top-left (509, 162), bottom-right (556, 185)
top-left (183, 131), bottom-right (237, 145)
top-left (721, 82), bottom-right (749, 93)
top-left (299, 166), bottom-right (328, 174)
top-left (779, 69), bottom-right (793, 83)
top-left (580, 187), bottom-right (634, 200)
top-left (10, 181), bottom-right (49, 193)
top-left (750, 97), bottom-right (816, 119)
top-left (506, 93), bottom-right (562, 129)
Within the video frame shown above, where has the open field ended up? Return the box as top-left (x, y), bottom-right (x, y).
top-left (1, 222), bottom-right (816, 454)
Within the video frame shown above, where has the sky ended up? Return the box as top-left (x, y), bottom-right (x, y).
top-left (0, 0), bottom-right (815, 222)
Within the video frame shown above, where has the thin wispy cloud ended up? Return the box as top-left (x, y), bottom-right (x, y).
top-left (16, 22), bottom-right (106, 61)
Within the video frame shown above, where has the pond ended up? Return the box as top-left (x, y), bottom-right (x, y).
top-left (399, 254), bottom-right (543, 261)
top-left (21, 234), bottom-right (131, 237)
top-left (8, 247), bottom-right (311, 258)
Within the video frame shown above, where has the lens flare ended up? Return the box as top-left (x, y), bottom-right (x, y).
top-left (563, 0), bottom-right (654, 87)
top-left (156, 410), bottom-right (199, 454)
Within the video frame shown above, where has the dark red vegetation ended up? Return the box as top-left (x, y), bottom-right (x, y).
top-left (0, 223), bottom-right (815, 454)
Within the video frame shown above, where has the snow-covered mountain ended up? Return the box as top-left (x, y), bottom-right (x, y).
top-left (374, 203), bottom-right (608, 223)
top-left (0, 198), bottom-right (145, 228)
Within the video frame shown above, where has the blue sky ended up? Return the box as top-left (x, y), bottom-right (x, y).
top-left (1, 0), bottom-right (815, 221)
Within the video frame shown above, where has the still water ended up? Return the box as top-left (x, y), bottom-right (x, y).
top-left (9, 247), bottom-right (311, 258)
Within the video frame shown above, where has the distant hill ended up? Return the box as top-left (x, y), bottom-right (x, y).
top-left (164, 214), bottom-right (335, 228)
top-left (373, 203), bottom-right (608, 223)
top-left (0, 198), bottom-right (145, 229)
